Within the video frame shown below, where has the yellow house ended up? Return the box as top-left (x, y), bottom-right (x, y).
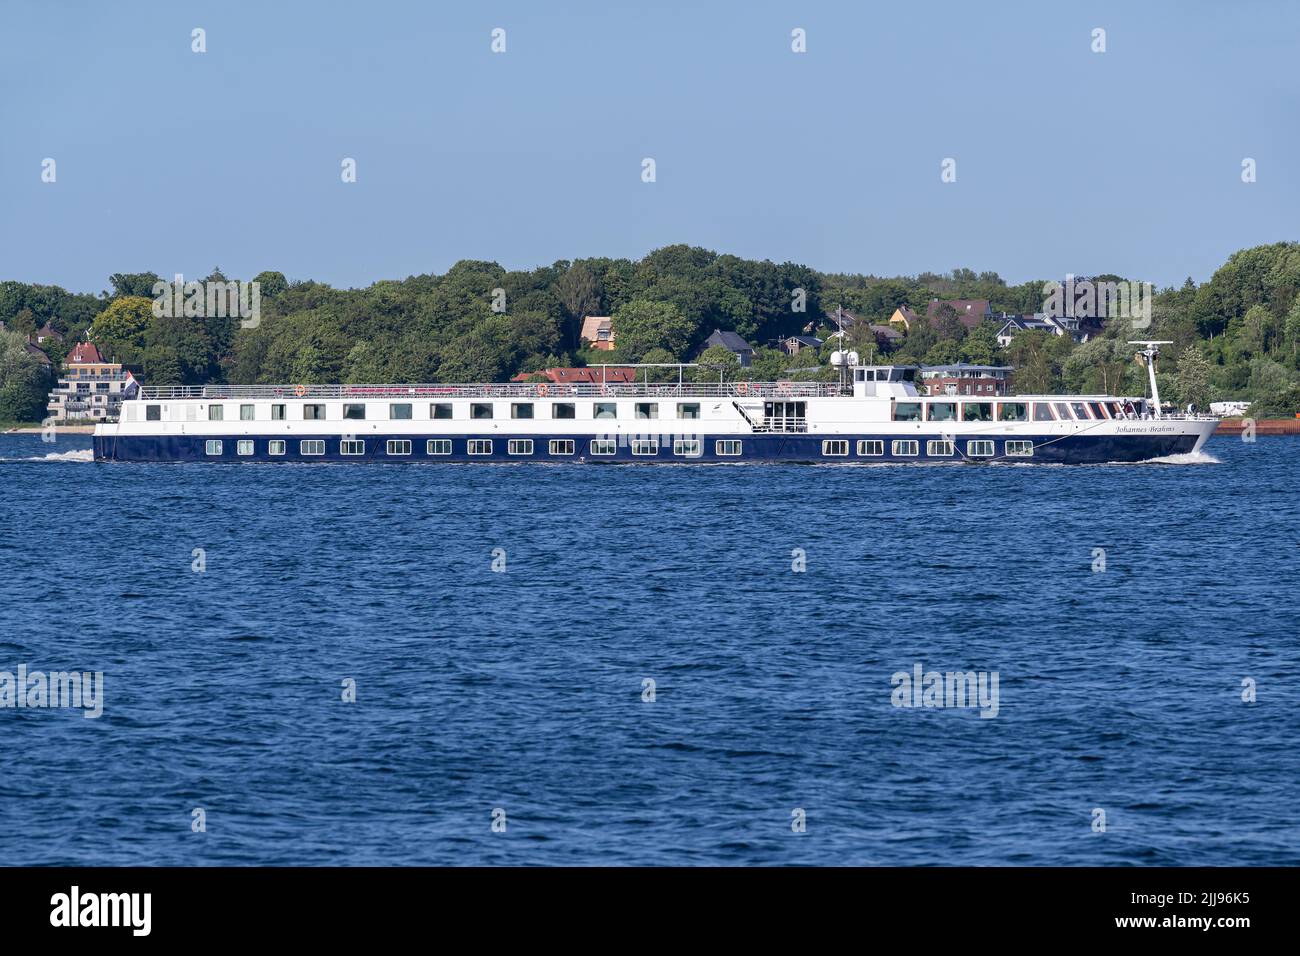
top-left (888, 306), bottom-right (920, 331)
top-left (580, 315), bottom-right (615, 351)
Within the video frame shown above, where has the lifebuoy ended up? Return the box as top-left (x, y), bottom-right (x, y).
top-left (294, 384), bottom-right (307, 398)
top-left (737, 381), bottom-right (749, 395)
top-left (536, 383), bottom-right (549, 397)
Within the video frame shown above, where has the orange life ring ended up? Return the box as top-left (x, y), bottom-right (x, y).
top-left (737, 381), bottom-right (749, 395)
top-left (536, 383), bottom-right (549, 397)
top-left (294, 384), bottom-right (307, 398)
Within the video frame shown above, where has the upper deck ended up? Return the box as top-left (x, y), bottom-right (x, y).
top-left (137, 381), bottom-right (844, 401)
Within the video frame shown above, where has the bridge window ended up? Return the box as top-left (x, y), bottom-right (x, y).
top-left (146, 405), bottom-right (161, 421)
top-left (205, 440), bottom-right (223, 456)
top-left (549, 439), bottom-right (575, 455)
top-left (1033, 403), bottom-right (1055, 421)
top-left (1070, 402), bottom-right (1090, 420)
top-left (343, 404), bottom-right (366, 420)
top-left (998, 402), bottom-right (1027, 422)
top-left (427, 439), bottom-right (451, 455)
top-left (891, 440), bottom-right (918, 456)
top-left (963, 402), bottom-right (993, 422)
top-left (552, 402), bottom-right (575, 419)
top-left (431, 403), bottom-right (453, 419)
top-left (857, 440), bottom-right (883, 456)
top-left (300, 440), bottom-right (325, 455)
top-left (893, 402), bottom-right (922, 422)
top-left (511, 403), bottom-right (534, 419)
top-left (508, 439), bottom-right (534, 455)
top-left (1054, 402), bottom-right (1074, 420)
top-left (390, 403), bottom-right (413, 420)
top-left (927, 402), bottom-right (957, 421)
top-left (387, 440), bottom-right (412, 455)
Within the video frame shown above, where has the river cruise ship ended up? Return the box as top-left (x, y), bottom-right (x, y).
top-left (93, 344), bottom-right (1216, 465)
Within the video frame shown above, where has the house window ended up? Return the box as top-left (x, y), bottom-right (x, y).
top-left (237, 440), bottom-right (255, 456)
top-left (390, 403), bottom-right (413, 420)
top-left (205, 440), bottom-right (223, 456)
top-left (594, 402), bottom-right (617, 419)
top-left (716, 440), bottom-right (742, 456)
top-left (822, 440), bottom-right (849, 456)
top-left (927, 440), bottom-right (954, 457)
top-left (470, 403), bottom-right (493, 420)
top-left (1033, 403), bottom-right (1055, 421)
top-left (387, 439), bottom-right (412, 455)
top-left (1006, 440), bottom-right (1034, 457)
top-left (927, 402), bottom-right (957, 421)
top-left (271, 404), bottom-right (286, 420)
top-left (511, 403), bottom-right (534, 419)
top-left (891, 440), bottom-right (919, 456)
top-left (340, 439), bottom-right (365, 456)
top-left (552, 402), bottom-right (575, 419)
top-left (967, 440), bottom-right (995, 457)
top-left (427, 439), bottom-right (451, 455)
top-left (431, 403), bottom-right (453, 419)
top-left (304, 404), bottom-right (326, 420)
top-left (268, 440), bottom-right (286, 456)
top-left (146, 405), bottom-right (161, 421)
top-left (635, 403), bottom-right (658, 419)
top-left (673, 439), bottom-right (702, 457)
top-left (508, 439), bottom-right (534, 455)
top-left (677, 403), bottom-right (700, 419)
top-left (857, 440), bottom-right (883, 456)
top-left (963, 402), bottom-right (993, 422)
top-left (343, 404), bottom-right (366, 420)
top-left (549, 439), bottom-right (575, 455)
top-left (893, 402), bottom-right (922, 422)
top-left (999, 402), bottom-right (1027, 422)
top-left (467, 439), bottom-right (493, 455)
top-left (208, 405), bottom-right (224, 421)
top-left (631, 438), bottom-right (658, 456)
top-left (300, 440), bottom-right (325, 455)
top-left (590, 439), bottom-right (616, 456)
top-left (240, 404), bottom-right (255, 421)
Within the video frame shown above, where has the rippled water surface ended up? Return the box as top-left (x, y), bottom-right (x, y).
top-left (1, 432), bottom-right (1297, 865)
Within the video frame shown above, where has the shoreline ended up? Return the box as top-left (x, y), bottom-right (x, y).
top-left (1214, 418), bottom-right (1300, 435)
top-left (2, 425), bottom-right (96, 434)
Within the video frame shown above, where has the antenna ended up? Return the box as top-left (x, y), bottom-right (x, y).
top-left (1127, 341), bottom-right (1173, 418)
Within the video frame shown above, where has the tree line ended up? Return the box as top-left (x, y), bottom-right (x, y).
top-left (2, 242), bottom-right (1300, 422)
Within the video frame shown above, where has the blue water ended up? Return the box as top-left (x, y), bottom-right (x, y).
top-left (1, 432), bottom-right (1297, 866)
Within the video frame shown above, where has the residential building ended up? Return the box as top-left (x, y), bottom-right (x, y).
top-left (887, 306), bottom-right (921, 330)
top-left (46, 341), bottom-right (132, 421)
top-left (778, 334), bottom-right (823, 355)
top-left (35, 322), bottom-right (64, 346)
top-left (869, 324), bottom-right (903, 350)
top-left (702, 329), bottom-right (754, 367)
top-left (918, 363), bottom-right (1014, 397)
top-left (579, 315), bottom-right (615, 351)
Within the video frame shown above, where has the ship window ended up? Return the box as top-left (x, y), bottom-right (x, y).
top-left (344, 404), bottom-right (366, 420)
top-left (1033, 403), bottom-right (1055, 421)
top-left (508, 439), bottom-right (534, 455)
top-left (1107, 401), bottom-right (1124, 417)
top-left (304, 404), bottom-right (326, 420)
top-left (968, 440), bottom-right (995, 457)
top-left (673, 439), bottom-right (702, 457)
top-left (927, 440), bottom-right (954, 457)
top-left (271, 404), bottom-right (286, 420)
top-left (1089, 402), bottom-right (1108, 419)
top-left (205, 440), bottom-right (223, 456)
top-left (590, 439), bottom-right (616, 456)
top-left (549, 439), bottom-right (575, 455)
top-left (963, 402), bottom-right (993, 422)
top-left (635, 402), bottom-right (658, 419)
top-left (268, 440), bottom-right (286, 456)
top-left (511, 403), bottom-right (534, 419)
top-left (822, 440), bottom-right (849, 456)
top-left (677, 403), bottom-right (700, 419)
top-left (927, 402), bottom-right (957, 421)
top-left (390, 403), bottom-right (413, 420)
top-left (999, 402), bottom-right (1027, 422)
top-left (631, 438), bottom-right (658, 456)
top-left (146, 405), bottom-right (161, 421)
top-left (340, 439), bottom-right (365, 456)
top-left (594, 402), bottom-right (617, 419)
top-left (1070, 402), bottom-right (1090, 420)
top-left (552, 402), bottom-right (576, 419)
top-left (1054, 402), bottom-right (1074, 420)
top-left (300, 440), bottom-right (325, 456)
top-left (208, 405), bottom-right (224, 421)
top-left (467, 439), bottom-right (493, 455)
top-left (1006, 440), bottom-right (1034, 457)
top-left (893, 402), bottom-right (922, 422)
top-left (471, 403), bottom-right (493, 420)
top-left (387, 439), bottom-right (412, 455)
top-left (240, 404), bottom-right (255, 420)
top-left (237, 440), bottom-right (254, 456)
top-left (891, 440), bottom-right (919, 457)
top-left (431, 403), bottom-right (453, 419)
top-left (857, 440), bottom-right (883, 456)
top-left (427, 439), bottom-right (451, 455)
top-left (716, 440), bottom-right (742, 456)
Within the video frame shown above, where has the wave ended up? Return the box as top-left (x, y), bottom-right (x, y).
top-left (0, 449), bottom-right (95, 463)
top-left (1141, 451), bottom-right (1221, 465)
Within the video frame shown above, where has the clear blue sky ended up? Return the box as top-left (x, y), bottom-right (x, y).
top-left (2, 0), bottom-right (1296, 293)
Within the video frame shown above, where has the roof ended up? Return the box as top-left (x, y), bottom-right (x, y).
top-left (705, 329), bottom-right (753, 352)
top-left (66, 341), bottom-right (104, 364)
top-left (24, 343), bottom-right (51, 365)
top-left (510, 366), bottom-right (639, 384)
top-left (869, 324), bottom-right (903, 340)
top-left (784, 335), bottom-right (823, 347)
top-left (579, 315), bottom-right (612, 342)
top-left (926, 299), bottom-right (992, 330)
top-left (36, 322), bottom-right (63, 341)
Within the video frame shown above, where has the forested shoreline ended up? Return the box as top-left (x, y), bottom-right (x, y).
top-left (3, 242), bottom-right (1300, 422)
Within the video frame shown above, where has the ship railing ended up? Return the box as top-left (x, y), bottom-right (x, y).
top-left (751, 416), bottom-right (809, 433)
top-left (135, 382), bottom-right (843, 401)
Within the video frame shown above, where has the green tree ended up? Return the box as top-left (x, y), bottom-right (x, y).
top-left (692, 344), bottom-right (740, 382)
top-left (612, 299), bottom-right (693, 362)
top-left (90, 296), bottom-right (153, 364)
top-left (1173, 345), bottom-right (1213, 408)
top-left (0, 330), bottom-right (51, 422)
